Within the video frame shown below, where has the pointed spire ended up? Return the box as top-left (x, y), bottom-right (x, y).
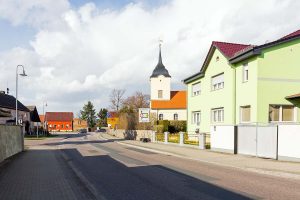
top-left (150, 39), bottom-right (171, 78)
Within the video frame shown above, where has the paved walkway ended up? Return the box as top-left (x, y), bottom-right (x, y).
top-left (0, 137), bottom-right (95, 200)
top-left (100, 133), bottom-right (300, 179)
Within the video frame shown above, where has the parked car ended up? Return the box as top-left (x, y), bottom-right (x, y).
top-left (78, 129), bottom-right (87, 134)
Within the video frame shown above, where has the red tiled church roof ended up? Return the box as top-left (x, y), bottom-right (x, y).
top-left (212, 41), bottom-right (252, 58)
top-left (151, 91), bottom-right (186, 109)
top-left (281, 29), bottom-right (300, 40)
top-left (45, 112), bottom-right (73, 122)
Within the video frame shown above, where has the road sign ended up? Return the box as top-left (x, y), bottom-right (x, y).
top-left (139, 108), bottom-right (150, 123)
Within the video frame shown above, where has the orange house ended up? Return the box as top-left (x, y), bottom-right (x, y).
top-left (45, 112), bottom-right (73, 132)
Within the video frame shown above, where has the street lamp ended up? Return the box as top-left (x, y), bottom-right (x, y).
top-left (43, 101), bottom-right (47, 134)
top-left (16, 65), bottom-right (27, 125)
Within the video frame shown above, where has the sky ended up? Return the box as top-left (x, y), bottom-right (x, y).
top-left (0, 0), bottom-right (300, 115)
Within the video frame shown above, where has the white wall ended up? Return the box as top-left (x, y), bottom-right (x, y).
top-left (278, 125), bottom-right (300, 161)
top-left (151, 109), bottom-right (187, 121)
top-left (210, 125), bottom-right (235, 153)
top-left (150, 75), bottom-right (171, 100)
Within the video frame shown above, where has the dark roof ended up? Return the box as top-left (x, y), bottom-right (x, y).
top-left (45, 112), bottom-right (73, 122)
top-left (150, 45), bottom-right (171, 78)
top-left (183, 41), bottom-right (251, 84)
top-left (0, 93), bottom-right (30, 112)
top-left (27, 106), bottom-right (41, 122)
top-left (230, 29), bottom-right (300, 64)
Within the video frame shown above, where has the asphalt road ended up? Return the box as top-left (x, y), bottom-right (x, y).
top-left (59, 133), bottom-right (300, 200)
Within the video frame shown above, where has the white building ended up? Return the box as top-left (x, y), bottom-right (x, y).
top-left (150, 44), bottom-right (187, 121)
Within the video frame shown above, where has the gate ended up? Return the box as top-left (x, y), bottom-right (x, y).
top-left (237, 124), bottom-right (278, 159)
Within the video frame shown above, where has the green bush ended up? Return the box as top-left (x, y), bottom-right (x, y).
top-left (153, 125), bottom-right (164, 133)
top-left (169, 120), bottom-right (187, 132)
top-left (158, 120), bottom-right (170, 132)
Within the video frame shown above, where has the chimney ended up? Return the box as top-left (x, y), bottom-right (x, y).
top-left (6, 88), bottom-right (9, 95)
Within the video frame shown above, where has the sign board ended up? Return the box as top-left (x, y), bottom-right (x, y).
top-left (139, 108), bottom-right (150, 123)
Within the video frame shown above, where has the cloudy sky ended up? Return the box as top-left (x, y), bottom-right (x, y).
top-left (0, 0), bottom-right (299, 115)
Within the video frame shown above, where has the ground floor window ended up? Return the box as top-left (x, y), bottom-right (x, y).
top-left (173, 113), bottom-right (178, 120)
top-left (159, 114), bottom-right (163, 120)
top-left (61, 124), bottom-right (64, 128)
top-left (212, 108), bottom-right (224, 123)
top-left (192, 111), bottom-right (201, 125)
top-left (240, 105), bottom-right (251, 123)
top-left (269, 105), bottom-right (296, 122)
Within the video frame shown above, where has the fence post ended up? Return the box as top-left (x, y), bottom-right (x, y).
top-left (164, 132), bottom-right (169, 144)
top-left (152, 131), bottom-right (156, 142)
top-left (199, 133), bottom-right (206, 150)
top-left (179, 132), bottom-right (184, 146)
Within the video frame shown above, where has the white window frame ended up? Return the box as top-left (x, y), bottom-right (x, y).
top-left (158, 90), bottom-right (163, 99)
top-left (192, 82), bottom-right (201, 96)
top-left (174, 113), bottom-right (178, 120)
top-left (240, 105), bottom-right (251, 123)
top-left (243, 63), bottom-right (249, 82)
top-left (158, 113), bottom-right (163, 120)
top-left (211, 108), bottom-right (224, 123)
top-left (211, 73), bottom-right (224, 91)
top-left (269, 104), bottom-right (297, 122)
top-left (192, 111), bottom-right (201, 125)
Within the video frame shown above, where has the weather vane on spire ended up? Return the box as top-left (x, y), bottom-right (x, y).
top-left (159, 37), bottom-right (163, 48)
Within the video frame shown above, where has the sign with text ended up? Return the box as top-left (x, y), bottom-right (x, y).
top-left (139, 108), bottom-right (150, 123)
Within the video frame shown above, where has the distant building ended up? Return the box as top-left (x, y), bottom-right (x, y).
top-left (26, 106), bottom-right (41, 134)
top-left (73, 118), bottom-right (88, 131)
top-left (150, 44), bottom-right (187, 121)
top-left (0, 92), bottom-right (30, 129)
top-left (45, 112), bottom-right (73, 132)
top-left (107, 112), bottom-right (119, 129)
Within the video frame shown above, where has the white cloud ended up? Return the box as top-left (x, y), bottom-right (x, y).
top-left (0, 0), bottom-right (300, 113)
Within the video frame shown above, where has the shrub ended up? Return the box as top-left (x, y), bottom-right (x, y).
top-left (169, 120), bottom-right (187, 132)
top-left (153, 125), bottom-right (164, 133)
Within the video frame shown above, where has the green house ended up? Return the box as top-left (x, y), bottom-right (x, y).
top-left (184, 30), bottom-right (300, 134)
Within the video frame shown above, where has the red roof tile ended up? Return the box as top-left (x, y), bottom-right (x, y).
top-left (45, 112), bottom-right (73, 122)
top-left (281, 29), bottom-right (300, 40)
top-left (212, 41), bottom-right (252, 58)
top-left (151, 91), bottom-right (186, 109)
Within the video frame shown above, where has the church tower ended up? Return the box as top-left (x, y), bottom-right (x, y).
top-left (150, 43), bottom-right (171, 101)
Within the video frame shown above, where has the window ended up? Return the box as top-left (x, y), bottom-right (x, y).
top-left (192, 82), bottom-right (201, 96)
top-left (192, 111), bottom-right (201, 125)
top-left (174, 113), bottom-right (178, 120)
top-left (211, 73), bottom-right (224, 91)
top-left (240, 106), bottom-right (251, 122)
top-left (212, 108), bottom-right (224, 123)
top-left (243, 63), bottom-right (249, 82)
top-left (159, 114), bottom-right (163, 120)
top-left (158, 90), bottom-right (163, 99)
top-left (269, 105), bottom-right (295, 122)
top-left (61, 124), bottom-right (64, 128)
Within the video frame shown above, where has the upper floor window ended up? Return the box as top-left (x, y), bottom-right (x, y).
top-left (159, 114), bottom-right (163, 120)
top-left (192, 111), bottom-right (201, 125)
top-left (269, 105), bottom-right (296, 122)
top-left (243, 63), bottom-right (249, 82)
top-left (174, 113), bottom-right (178, 120)
top-left (158, 90), bottom-right (163, 99)
top-left (212, 108), bottom-right (224, 123)
top-left (192, 82), bottom-right (201, 96)
top-left (240, 105), bottom-right (251, 123)
top-left (211, 73), bottom-right (224, 91)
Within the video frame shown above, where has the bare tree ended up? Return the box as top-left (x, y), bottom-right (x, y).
top-left (121, 92), bottom-right (150, 113)
top-left (109, 89), bottom-right (126, 111)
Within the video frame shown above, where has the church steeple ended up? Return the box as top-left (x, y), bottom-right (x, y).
top-left (150, 42), bottom-right (171, 78)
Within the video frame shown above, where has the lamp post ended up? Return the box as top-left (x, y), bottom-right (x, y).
top-left (16, 65), bottom-right (27, 125)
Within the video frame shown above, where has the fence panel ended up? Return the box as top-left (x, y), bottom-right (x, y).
top-left (238, 126), bottom-right (257, 156)
top-left (210, 125), bottom-right (235, 153)
top-left (257, 126), bottom-right (277, 159)
top-left (278, 125), bottom-right (300, 161)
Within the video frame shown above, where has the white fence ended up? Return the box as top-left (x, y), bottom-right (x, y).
top-left (211, 124), bottom-right (300, 162)
top-left (278, 125), bottom-right (300, 161)
top-left (210, 125), bottom-right (236, 153)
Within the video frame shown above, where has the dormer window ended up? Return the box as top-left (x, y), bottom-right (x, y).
top-left (216, 56), bottom-right (220, 62)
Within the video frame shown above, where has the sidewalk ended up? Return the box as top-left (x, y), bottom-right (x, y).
top-left (101, 133), bottom-right (300, 180)
top-left (0, 138), bottom-right (95, 200)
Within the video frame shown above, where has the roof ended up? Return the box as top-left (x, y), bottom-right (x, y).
top-left (230, 28), bottom-right (300, 64)
top-left (212, 41), bottom-right (252, 58)
top-left (39, 115), bottom-right (45, 122)
top-left (183, 41), bottom-right (251, 84)
top-left (45, 112), bottom-right (73, 122)
top-left (150, 45), bottom-right (171, 78)
top-left (286, 93), bottom-right (300, 100)
top-left (0, 93), bottom-right (30, 112)
top-left (27, 106), bottom-right (41, 122)
top-left (151, 91), bottom-right (186, 109)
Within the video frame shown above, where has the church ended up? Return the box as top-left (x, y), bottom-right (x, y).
top-left (150, 44), bottom-right (187, 121)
